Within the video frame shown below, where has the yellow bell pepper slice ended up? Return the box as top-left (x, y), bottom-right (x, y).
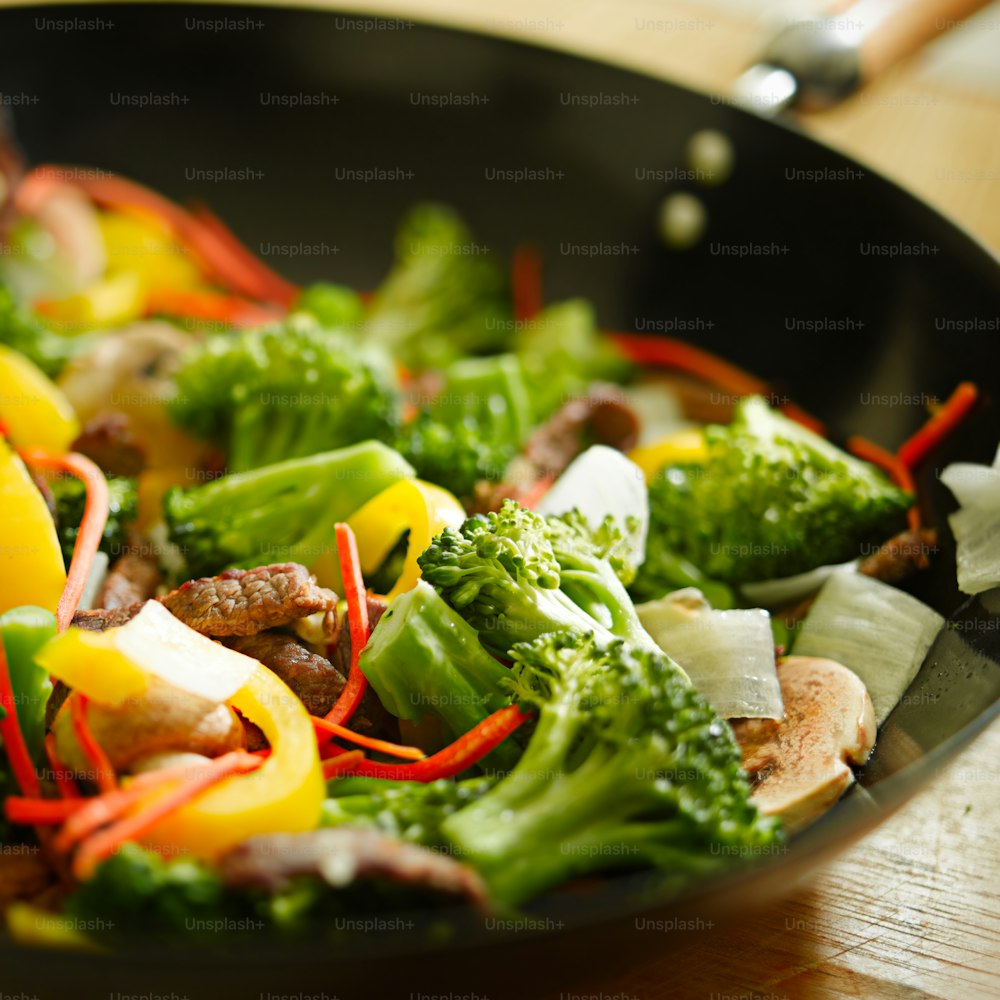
top-left (141, 664), bottom-right (324, 860)
top-left (0, 345), bottom-right (80, 452)
top-left (38, 270), bottom-right (145, 328)
top-left (0, 438), bottom-right (66, 617)
top-left (98, 210), bottom-right (202, 292)
top-left (629, 427), bottom-right (708, 482)
top-left (6, 903), bottom-right (106, 952)
top-left (347, 478), bottom-right (466, 600)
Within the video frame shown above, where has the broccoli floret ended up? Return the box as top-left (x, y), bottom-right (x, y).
top-left (645, 396), bottom-right (913, 584)
top-left (515, 299), bottom-right (633, 422)
top-left (398, 353), bottom-right (534, 499)
top-left (548, 508), bottom-right (642, 588)
top-left (0, 284), bottom-right (97, 378)
top-left (322, 775), bottom-right (495, 847)
top-left (293, 282), bottom-right (366, 331)
top-left (366, 203), bottom-right (513, 371)
top-left (168, 316), bottom-right (400, 473)
top-left (416, 499), bottom-right (657, 657)
top-left (440, 631), bottom-right (782, 907)
top-left (163, 441), bottom-right (413, 580)
top-left (50, 473), bottom-right (138, 568)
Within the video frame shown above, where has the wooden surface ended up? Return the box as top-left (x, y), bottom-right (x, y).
top-left (0, 1), bottom-right (998, 997)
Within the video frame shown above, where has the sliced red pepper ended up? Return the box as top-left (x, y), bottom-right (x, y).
top-left (323, 524), bottom-right (370, 728)
top-left (847, 435), bottom-right (920, 533)
top-left (898, 382), bottom-right (979, 471)
top-left (69, 694), bottom-right (117, 795)
top-left (311, 715), bottom-right (425, 761)
top-left (512, 243), bottom-right (543, 323)
top-left (145, 287), bottom-right (283, 328)
top-left (0, 638), bottom-right (41, 799)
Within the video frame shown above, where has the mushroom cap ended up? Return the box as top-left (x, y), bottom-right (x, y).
top-left (730, 655), bottom-right (876, 834)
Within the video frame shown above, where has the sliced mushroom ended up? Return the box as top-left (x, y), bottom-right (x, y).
top-left (51, 680), bottom-right (245, 778)
top-left (730, 655), bottom-right (876, 834)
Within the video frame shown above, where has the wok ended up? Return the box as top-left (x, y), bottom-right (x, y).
top-left (0, 4), bottom-right (998, 998)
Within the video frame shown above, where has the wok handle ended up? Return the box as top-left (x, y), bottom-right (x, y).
top-left (752, 0), bottom-right (993, 109)
top-left (849, 0), bottom-right (992, 83)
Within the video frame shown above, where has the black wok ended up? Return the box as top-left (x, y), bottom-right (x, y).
top-left (0, 4), bottom-right (998, 998)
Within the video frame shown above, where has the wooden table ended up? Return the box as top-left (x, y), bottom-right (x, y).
top-left (1, 1), bottom-right (998, 996)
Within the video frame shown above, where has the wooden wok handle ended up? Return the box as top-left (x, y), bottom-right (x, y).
top-left (848, 0), bottom-right (993, 83)
top-left (750, 0), bottom-right (993, 109)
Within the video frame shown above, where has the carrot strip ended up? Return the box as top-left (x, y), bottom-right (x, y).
top-left (337, 704), bottom-right (531, 782)
top-left (898, 382), bottom-right (979, 471)
top-left (19, 450), bottom-right (109, 632)
top-left (44, 733), bottom-right (79, 799)
top-left (0, 639), bottom-right (41, 799)
top-left (22, 166), bottom-right (298, 306)
top-left (323, 524), bottom-right (370, 727)
top-left (847, 435), bottom-right (920, 532)
top-left (518, 471), bottom-right (558, 512)
top-left (145, 287), bottom-right (283, 328)
top-left (607, 332), bottom-right (826, 434)
top-left (512, 243), bottom-right (543, 323)
top-left (69, 695), bottom-right (117, 794)
top-left (189, 203), bottom-right (301, 307)
top-left (311, 716), bottom-right (425, 761)
top-left (5, 797), bottom-right (85, 825)
top-left (71, 751), bottom-right (262, 880)
top-left (321, 749), bottom-right (367, 780)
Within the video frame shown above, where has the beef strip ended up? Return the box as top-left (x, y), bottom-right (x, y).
top-left (225, 632), bottom-right (347, 717)
top-left (71, 605), bottom-right (143, 631)
top-left (473, 383), bottom-right (639, 512)
top-left (70, 410), bottom-right (147, 477)
top-left (159, 563), bottom-right (337, 637)
top-left (100, 551), bottom-right (162, 610)
top-left (0, 851), bottom-right (59, 913)
top-left (218, 827), bottom-right (489, 911)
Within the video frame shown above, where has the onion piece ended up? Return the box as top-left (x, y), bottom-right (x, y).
top-left (792, 572), bottom-right (943, 725)
top-left (637, 588), bottom-right (783, 719)
top-left (537, 444), bottom-right (649, 560)
top-left (949, 504), bottom-right (1000, 596)
top-left (739, 559), bottom-right (857, 608)
top-left (622, 382), bottom-right (694, 445)
top-left (939, 462), bottom-right (1000, 510)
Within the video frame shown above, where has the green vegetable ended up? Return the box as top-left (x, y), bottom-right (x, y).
top-left (515, 299), bottom-right (633, 422)
top-left (168, 317), bottom-right (400, 473)
top-left (398, 353), bottom-right (533, 500)
top-left (630, 539), bottom-right (737, 607)
top-left (644, 396), bottom-right (912, 584)
top-left (0, 284), bottom-right (96, 379)
top-left (0, 606), bottom-right (57, 762)
top-left (440, 630), bottom-right (782, 907)
top-left (163, 441), bottom-right (414, 579)
top-left (416, 499), bottom-right (657, 657)
top-left (51, 474), bottom-right (138, 569)
top-left (293, 283), bottom-right (366, 331)
top-left (359, 582), bottom-right (520, 772)
top-left (322, 775), bottom-right (494, 847)
top-left (366, 203), bottom-right (513, 371)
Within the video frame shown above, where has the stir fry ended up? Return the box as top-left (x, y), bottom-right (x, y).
top-left (0, 164), bottom-right (985, 949)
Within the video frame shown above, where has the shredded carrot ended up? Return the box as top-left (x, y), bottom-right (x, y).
top-left (0, 639), bottom-right (41, 799)
top-left (19, 449), bottom-right (109, 632)
top-left (44, 733), bottom-right (79, 799)
top-left (512, 243), bottom-right (543, 323)
top-left (19, 166), bottom-right (298, 307)
top-left (71, 751), bottom-right (262, 880)
top-left (336, 704), bottom-right (532, 782)
top-left (68, 694), bottom-right (117, 795)
top-left (898, 382), bottom-right (979, 471)
top-left (311, 716), bottom-right (425, 761)
top-left (518, 471), bottom-right (558, 512)
top-left (189, 203), bottom-right (301, 307)
top-left (321, 749), bottom-right (367, 780)
top-left (5, 797), bottom-right (85, 825)
top-left (145, 288), bottom-right (283, 328)
top-left (324, 524), bottom-right (370, 727)
top-left (847, 435), bottom-right (920, 532)
top-left (607, 332), bottom-right (826, 434)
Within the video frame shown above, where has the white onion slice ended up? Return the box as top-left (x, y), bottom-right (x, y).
top-left (739, 559), bottom-right (857, 608)
top-left (793, 572), bottom-right (943, 725)
top-left (940, 462), bottom-right (1000, 510)
top-left (949, 504), bottom-right (1000, 596)
top-left (638, 589), bottom-right (783, 719)
top-left (537, 445), bottom-right (649, 560)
